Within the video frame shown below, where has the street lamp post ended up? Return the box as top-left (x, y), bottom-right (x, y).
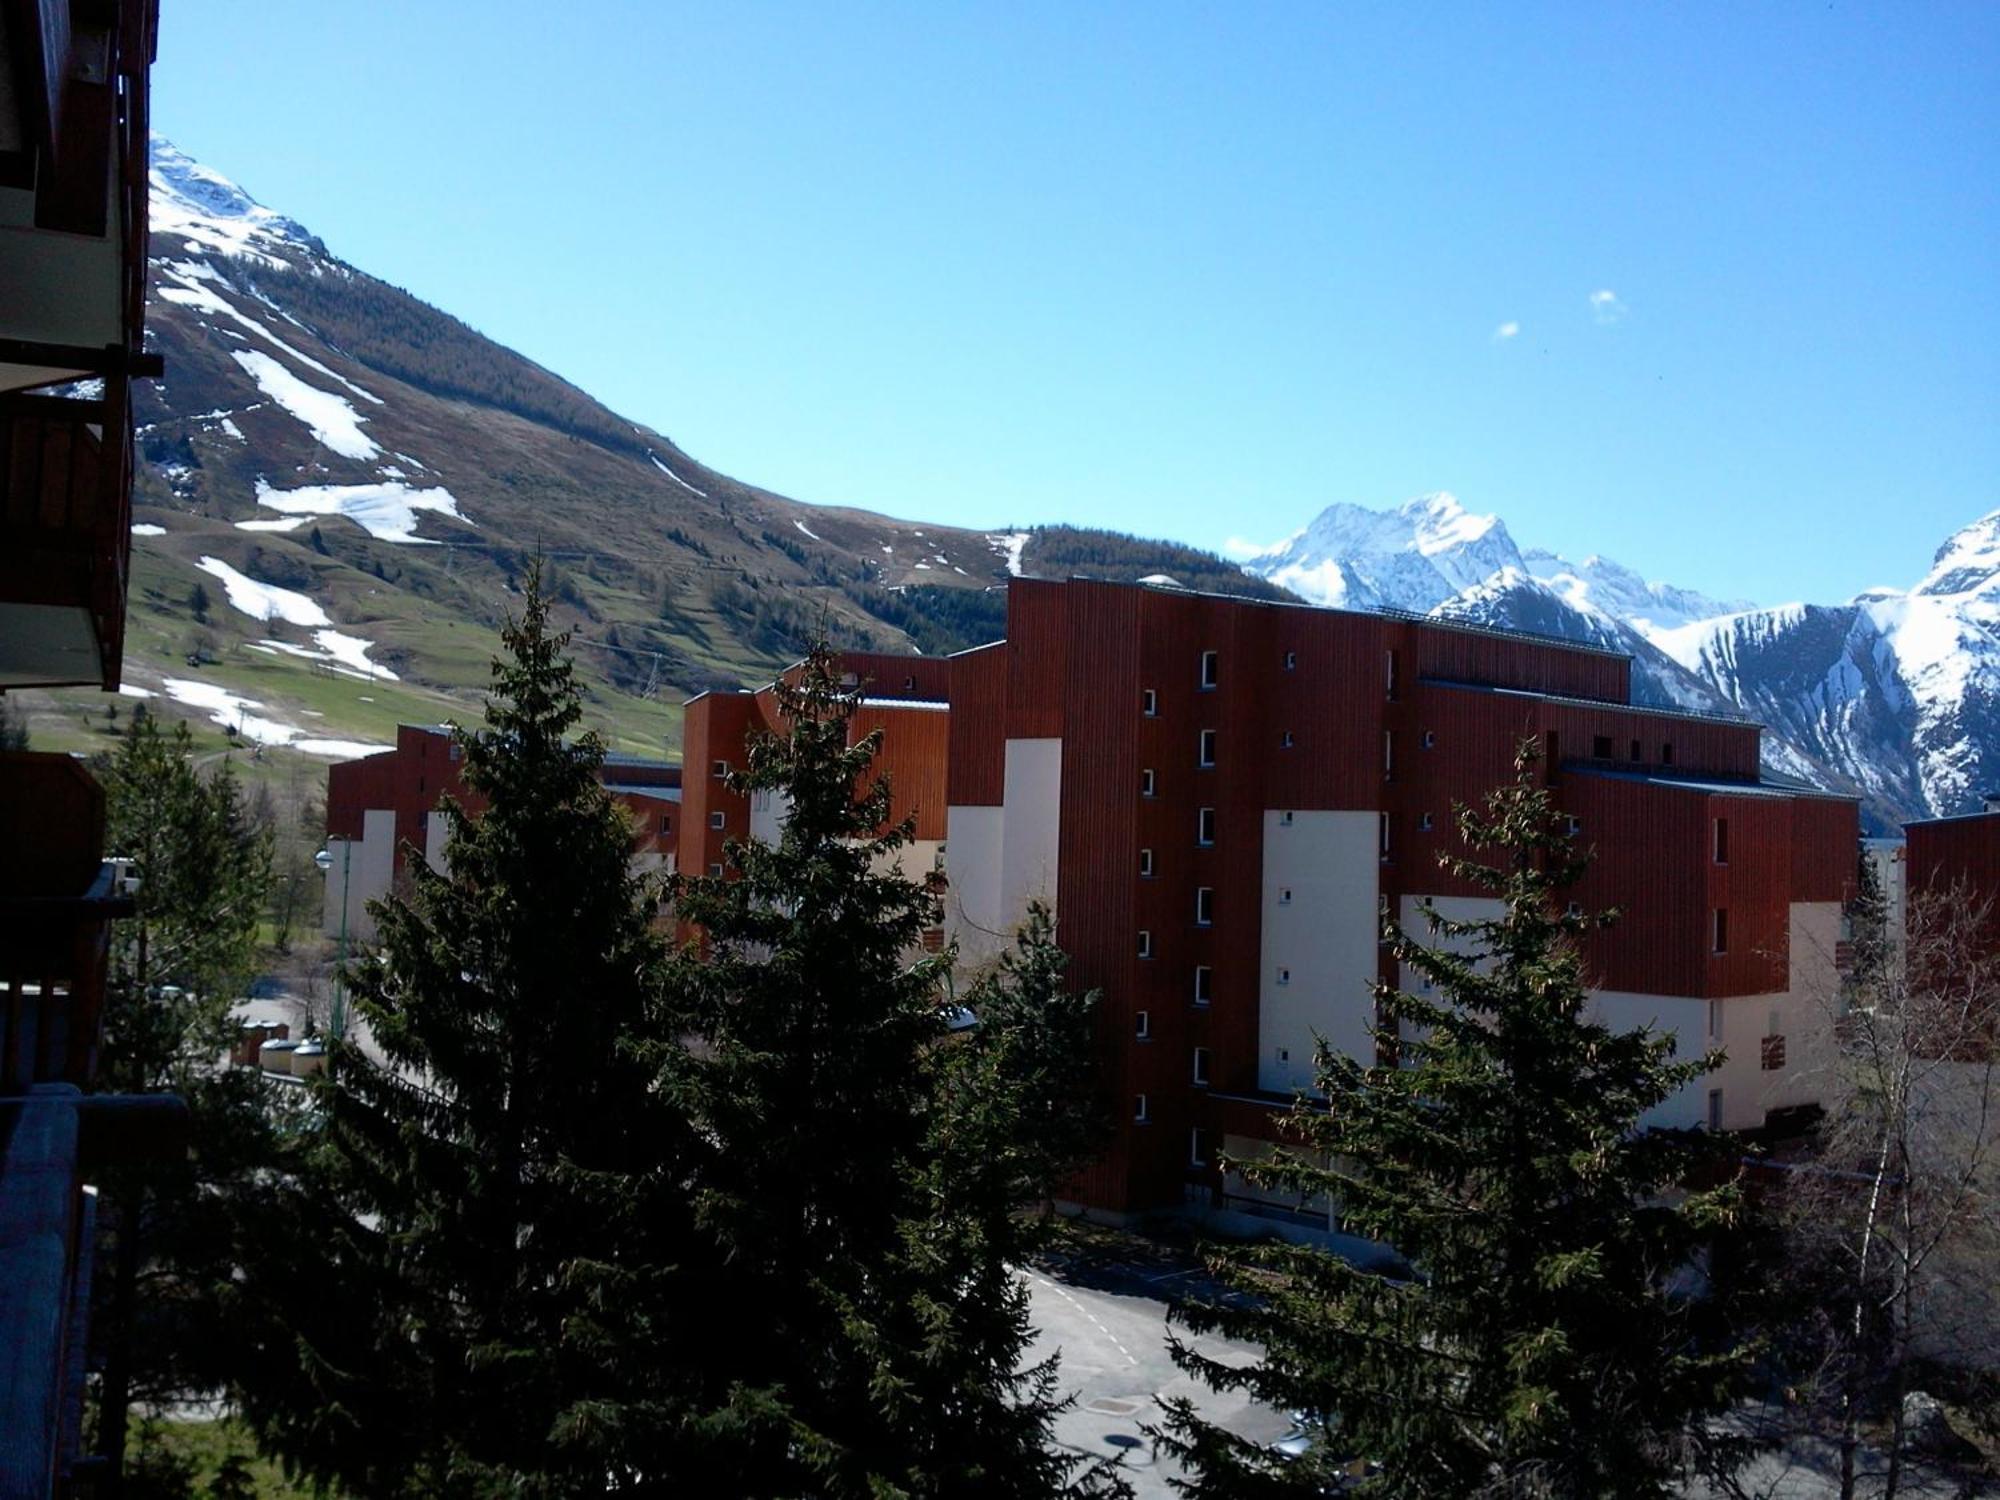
top-left (315, 839), bottom-right (352, 1044)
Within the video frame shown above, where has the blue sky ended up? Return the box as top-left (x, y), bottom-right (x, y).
top-left (157, 2), bottom-right (1995, 605)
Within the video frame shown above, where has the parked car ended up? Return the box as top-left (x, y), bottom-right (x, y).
top-left (1270, 1411), bottom-right (1379, 1493)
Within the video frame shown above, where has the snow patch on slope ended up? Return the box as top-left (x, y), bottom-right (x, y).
top-left (230, 351), bottom-right (379, 460)
top-left (251, 478), bottom-right (470, 543)
top-left (989, 531), bottom-right (1030, 577)
top-left (196, 556), bottom-right (330, 627)
top-left (648, 453), bottom-right (707, 497)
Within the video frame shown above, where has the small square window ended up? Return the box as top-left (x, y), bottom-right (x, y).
top-left (904, 675), bottom-right (917, 691)
top-left (1142, 688), bottom-right (1158, 717)
top-left (712, 759), bottom-right (730, 778)
top-left (1141, 768), bottom-right (1157, 798)
top-left (1190, 1127), bottom-right (1209, 1167)
top-left (1278, 887), bottom-right (1293, 906)
top-left (1567, 900), bottom-right (1583, 918)
top-left (708, 862), bottom-right (724, 878)
top-left (1139, 848), bottom-right (1155, 878)
top-left (1280, 730), bottom-right (1295, 749)
top-left (1565, 815), bottom-right (1582, 838)
top-left (1713, 908), bottom-right (1729, 954)
top-left (1707, 1088), bottom-right (1723, 1131)
top-left (1135, 1010), bottom-right (1151, 1039)
top-left (1200, 650), bottom-right (1219, 689)
top-left (709, 811), bottom-right (726, 830)
top-left (1279, 810), bottom-right (1295, 827)
top-left (1197, 807), bottom-right (1216, 846)
top-left (1137, 929), bottom-right (1153, 959)
top-left (1419, 812), bottom-right (1434, 832)
top-left (1192, 1047), bottom-right (1211, 1086)
top-left (660, 813), bottom-right (672, 833)
top-left (1276, 966), bottom-right (1291, 986)
top-left (1195, 888), bottom-right (1214, 926)
top-left (1592, 736), bottom-right (1613, 760)
top-left (1662, 742), bottom-right (1676, 766)
top-left (1135, 1093), bottom-right (1151, 1123)
top-left (1422, 730), bottom-right (1436, 749)
top-left (1198, 729), bottom-right (1217, 767)
top-left (1283, 650), bottom-right (1297, 671)
top-left (1276, 1046), bottom-right (1290, 1062)
top-left (1194, 965), bottom-right (1213, 1005)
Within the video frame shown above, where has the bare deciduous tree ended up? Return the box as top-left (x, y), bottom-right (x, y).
top-left (1786, 882), bottom-right (2000, 1499)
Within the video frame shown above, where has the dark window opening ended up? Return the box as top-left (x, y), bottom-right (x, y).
top-left (1592, 735), bottom-right (1613, 760)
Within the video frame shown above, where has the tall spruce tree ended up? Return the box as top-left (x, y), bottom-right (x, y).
top-left (634, 648), bottom-right (1117, 1498)
top-left (1158, 742), bottom-right (1755, 1499)
top-left (90, 716), bottom-right (276, 1486)
top-left (240, 569), bottom-right (682, 1495)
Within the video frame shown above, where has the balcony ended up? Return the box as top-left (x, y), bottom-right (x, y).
top-left (0, 753), bottom-right (131, 1089)
top-left (0, 391), bottom-right (133, 690)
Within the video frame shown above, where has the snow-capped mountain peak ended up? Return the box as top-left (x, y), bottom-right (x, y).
top-left (1233, 488), bottom-right (2000, 826)
top-left (1248, 492), bottom-right (1526, 612)
top-left (1912, 510), bottom-right (2000, 599)
top-left (148, 134), bottom-right (319, 266)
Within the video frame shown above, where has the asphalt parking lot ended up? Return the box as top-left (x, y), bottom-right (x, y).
top-left (1022, 1245), bottom-right (1288, 1498)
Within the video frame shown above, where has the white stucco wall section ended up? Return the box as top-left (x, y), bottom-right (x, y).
top-left (749, 787), bottom-right (789, 849)
top-left (1259, 810), bottom-right (1381, 1094)
top-left (946, 739), bottom-right (1061, 972)
top-left (321, 807), bottom-right (396, 946)
top-left (999, 739), bottom-right (1061, 920)
top-left (423, 810), bottom-right (450, 873)
top-left (945, 804), bottom-right (1006, 963)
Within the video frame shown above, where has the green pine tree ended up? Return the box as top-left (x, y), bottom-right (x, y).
top-left (634, 647), bottom-right (1118, 1498)
top-left (90, 717), bottom-right (278, 1478)
top-left (240, 567), bottom-right (678, 1495)
top-left (1158, 741), bottom-right (1756, 1499)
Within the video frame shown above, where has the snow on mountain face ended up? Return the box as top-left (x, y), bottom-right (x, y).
top-left (147, 135), bottom-right (320, 266)
top-left (1248, 493), bottom-right (1528, 612)
top-left (1913, 512), bottom-right (2000, 599)
top-left (1239, 493), bottom-right (2000, 828)
top-left (1656, 512), bottom-right (2000, 824)
top-left (1243, 493), bottom-right (1736, 645)
top-left (1521, 548), bottom-right (1751, 640)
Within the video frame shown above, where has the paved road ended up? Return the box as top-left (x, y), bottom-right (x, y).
top-left (1024, 1264), bottom-right (1289, 1498)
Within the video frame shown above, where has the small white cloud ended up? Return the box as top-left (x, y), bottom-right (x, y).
top-left (1493, 320), bottom-right (1521, 341)
top-left (1221, 536), bottom-right (1269, 560)
top-left (1589, 289), bottom-right (1627, 324)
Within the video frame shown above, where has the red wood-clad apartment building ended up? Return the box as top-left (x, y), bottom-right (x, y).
top-left (943, 579), bottom-right (1859, 1216)
top-left (319, 585), bottom-right (1863, 1223)
top-left (322, 724), bottom-right (681, 942)
top-left (679, 651), bottom-right (952, 914)
top-left (1903, 800), bottom-right (2000, 962)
